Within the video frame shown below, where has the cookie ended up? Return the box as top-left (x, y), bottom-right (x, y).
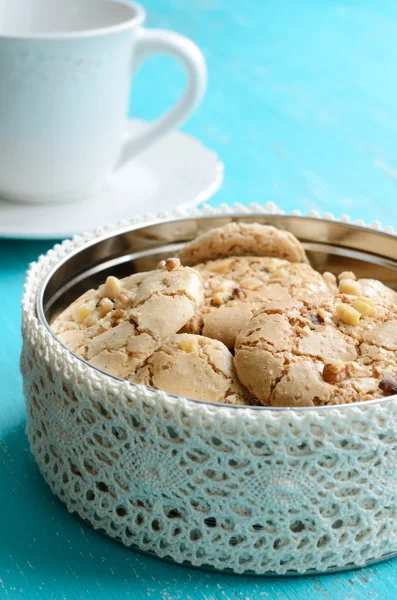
top-left (323, 270), bottom-right (397, 306)
top-left (234, 294), bottom-right (397, 407)
top-left (179, 222), bottom-right (307, 266)
top-left (130, 334), bottom-right (253, 405)
top-left (52, 258), bottom-right (204, 378)
top-left (358, 279), bottom-right (397, 306)
top-left (182, 256), bottom-right (330, 349)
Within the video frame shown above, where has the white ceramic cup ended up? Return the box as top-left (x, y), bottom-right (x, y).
top-left (0, 0), bottom-right (207, 204)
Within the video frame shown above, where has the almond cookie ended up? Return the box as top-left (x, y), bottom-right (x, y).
top-left (130, 334), bottom-right (253, 405)
top-left (52, 259), bottom-right (204, 378)
top-left (323, 270), bottom-right (397, 306)
top-left (179, 222), bottom-right (307, 266)
top-left (182, 256), bottom-right (330, 349)
top-left (234, 294), bottom-right (397, 407)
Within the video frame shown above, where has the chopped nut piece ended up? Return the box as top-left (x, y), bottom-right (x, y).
top-left (114, 289), bottom-right (133, 309)
top-left (240, 277), bottom-right (263, 290)
top-left (232, 287), bottom-right (246, 300)
top-left (266, 258), bottom-right (287, 273)
top-left (379, 376), bottom-right (397, 396)
top-left (338, 278), bottom-right (362, 296)
top-left (352, 299), bottom-right (374, 317)
top-left (323, 360), bottom-right (363, 383)
top-left (105, 276), bottom-right (122, 299)
top-left (336, 303), bottom-right (361, 326)
top-left (72, 303), bottom-right (92, 324)
top-left (210, 278), bottom-right (236, 293)
top-left (84, 311), bottom-right (100, 327)
top-left (322, 271), bottom-right (338, 293)
top-left (212, 291), bottom-right (232, 306)
top-left (208, 260), bottom-right (233, 274)
top-left (157, 260), bottom-right (166, 269)
top-left (339, 271), bottom-right (357, 281)
top-left (178, 337), bottom-right (199, 353)
top-left (356, 296), bottom-right (375, 306)
top-left (97, 324), bottom-right (110, 334)
top-left (111, 309), bottom-right (125, 325)
top-left (323, 360), bottom-right (345, 383)
top-left (97, 297), bottom-right (114, 317)
top-left (323, 272), bottom-right (337, 285)
top-left (164, 257), bottom-right (181, 271)
top-left (308, 312), bottom-right (323, 326)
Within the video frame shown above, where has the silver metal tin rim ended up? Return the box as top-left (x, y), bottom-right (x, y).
top-left (36, 211), bottom-right (397, 413)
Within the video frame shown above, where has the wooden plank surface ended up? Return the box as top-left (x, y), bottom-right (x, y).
top-left (2, 1), bottom-right (397, 598)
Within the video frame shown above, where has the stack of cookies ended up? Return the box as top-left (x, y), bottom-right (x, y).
top-left (52, 222), bottom-right (397, 407)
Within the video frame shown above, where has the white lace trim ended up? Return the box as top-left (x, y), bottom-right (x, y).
top-left (21, 203), bottom-right (397, 574)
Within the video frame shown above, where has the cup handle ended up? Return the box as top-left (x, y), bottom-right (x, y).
top-left (116, 28), bottom-right (207, 169)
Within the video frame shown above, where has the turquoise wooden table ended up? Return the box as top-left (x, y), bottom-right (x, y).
top-left (2, 1), bottom-right (397, 598)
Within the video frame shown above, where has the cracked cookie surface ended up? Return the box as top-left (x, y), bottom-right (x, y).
top-left (52, 259), bottom-right (204, 378)
top-left (182, 256), bottom-right (330, 348)
top-left (178, 222), bottom-right (307, 266)
top-left (130, 333), bottom-right (252, 405)
top-left (234, 294), bottom-right (397, 407)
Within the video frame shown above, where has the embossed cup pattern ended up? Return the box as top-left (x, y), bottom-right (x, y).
top-left (0, 35), bottom-right (132, 203)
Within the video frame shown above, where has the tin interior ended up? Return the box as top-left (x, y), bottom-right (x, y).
top-left (39, 214), bottom-right (397, 324)
top-left (36, 213), bottom-right (397, 411)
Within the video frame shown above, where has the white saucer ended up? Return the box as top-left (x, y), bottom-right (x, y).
top-left (0, 120), bottom-right (223, 240)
